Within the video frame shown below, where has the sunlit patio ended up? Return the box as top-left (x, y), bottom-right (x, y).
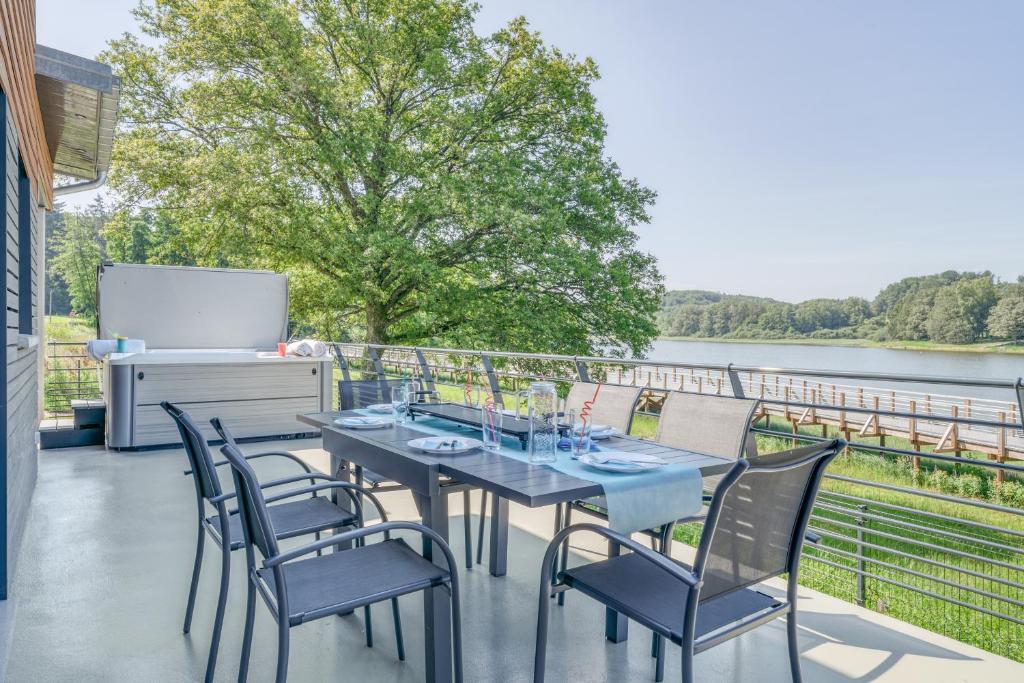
top-left (4, 438), bottom-right (1019, 682)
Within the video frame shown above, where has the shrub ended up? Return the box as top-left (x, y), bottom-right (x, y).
top-left (952, 474), bottom-right (985, 499)
top-left (992, 481), bottom-right (1024, 509)
top-left (927, 469), bottom-right (952, 494)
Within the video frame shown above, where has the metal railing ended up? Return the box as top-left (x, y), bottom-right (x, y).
top-left (43, 340), bottom-right (102, 426)
top-left (330, 342), bottom-right (1024, 662)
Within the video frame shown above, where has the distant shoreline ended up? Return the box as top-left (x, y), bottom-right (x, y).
top-left (657, 336), bottom-right (1024, 355)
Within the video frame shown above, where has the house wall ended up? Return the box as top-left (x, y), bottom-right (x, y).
top-left (0, 0), bottom-right (52, 207)
top-left (0, 93), bottom-right (42, 600)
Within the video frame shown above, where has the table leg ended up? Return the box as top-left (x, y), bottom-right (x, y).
top-left (414, 491), bottom-right (454, 683)
top-left (605, 538), bottom-right (629, 642)
top-left (488, 494), bottom-right (509, 577)
top-left (329, 451), bottom-right (354, 553)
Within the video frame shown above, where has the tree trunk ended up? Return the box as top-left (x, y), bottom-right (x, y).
top-left (365, 302), bottom-right (388, 345)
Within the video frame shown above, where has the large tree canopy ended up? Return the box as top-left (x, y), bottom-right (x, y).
top-left (105, 0), bottom-right (662, 354)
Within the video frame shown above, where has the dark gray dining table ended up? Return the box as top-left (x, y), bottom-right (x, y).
top-left (298, 409), bottom-right (733, 683)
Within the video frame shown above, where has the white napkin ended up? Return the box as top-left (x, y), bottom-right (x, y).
top-left (587, 451), bottom-right (665, 467)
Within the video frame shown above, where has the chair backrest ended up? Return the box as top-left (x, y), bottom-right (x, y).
top-left (220, 442), bottom-right (281, 560)
top-left (338, 379), bottom-right (408, 411)
top-left (563, 382), bottom-right (642, 433)
top-left (162, 401), bottom-right (223, 500)
top-left (693, 440), bottom-right (841, 602)
top-left (209, 416), bottom-right (239, 449)
top-left (655, 391), bottom-right (758, 460)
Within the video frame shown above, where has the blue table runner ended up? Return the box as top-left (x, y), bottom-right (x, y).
top-left (351, 411), bottom-right (703, 534)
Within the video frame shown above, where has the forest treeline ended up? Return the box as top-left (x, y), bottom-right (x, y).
top-left (659, 272), bottom-right (1024, 344)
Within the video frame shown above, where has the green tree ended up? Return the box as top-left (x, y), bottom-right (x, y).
top-left (51, 200), bottom-right (110, 322)
top-left (104, 0), bottom-right (663, 354)
top-left (987, 290), bottom-right (1024, 341)
top-left (925, 276), bottom-right (997, 344)
top-left (45, 204), bottom-right (72, 315)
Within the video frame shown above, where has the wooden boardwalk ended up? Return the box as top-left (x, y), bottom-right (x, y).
top-left (616, 366), bottom-right (1023, 480)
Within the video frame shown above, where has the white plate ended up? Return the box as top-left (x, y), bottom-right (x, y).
top-left (335, 416), bottom-right (393, 429)
top-left (367, 404), bottom-right (394, 414)
top-left (579, 451), bottom-right (665, 473)
top-left (408, 436), bottom-right (482, 455)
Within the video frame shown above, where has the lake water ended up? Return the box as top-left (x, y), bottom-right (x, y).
top-left (648, 339), bottom-right (1024, 402)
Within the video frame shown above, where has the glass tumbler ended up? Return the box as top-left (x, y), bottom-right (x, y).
top-left (481, 404), bottom-right (503, 452)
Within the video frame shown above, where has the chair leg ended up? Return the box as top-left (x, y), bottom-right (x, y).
top-left (238, 578), bottom-right (256, 683)
top-left (275, 618), bottom-right (290, 683)
top-left (315, 531), bottom-right (322, 557)
top-left (787, 609), bottom-right (803, 683)
top-left (463, 489), bottom-right (473, 569)
top-left (183, 522), bottom-right (205, 634)
top-left (364, 605), bottom-right (373, 648)
top-left (475, 491), bottom-right (487, 565)
top-left (533, 577), bottom-right (552, 683)
top-left (451, 583), bottom-right (464, 683)
top-left (654, 631), bottom-right (666, 682)
top-left (557, 506), bottom-right (571, 607)
top-left (681, 644), bottom-right (694, 683)
top-left (205, 541), bottom-right (231, 683)
top-left (391, 598), bottom-right (405, 661)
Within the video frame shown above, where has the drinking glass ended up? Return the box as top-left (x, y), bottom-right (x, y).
top-left (571, 415), bottom-right (592, 459)
top-left (481, 404), bottom-right (503, 452)
top-left (392, 385), bottom-right (410, 425)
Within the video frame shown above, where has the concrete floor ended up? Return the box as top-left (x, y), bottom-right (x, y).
top-left (5, 439), bottom-right (1023, 682)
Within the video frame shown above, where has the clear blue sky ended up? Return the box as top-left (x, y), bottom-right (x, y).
top-left (38, 0), bottom-right (1024, 302)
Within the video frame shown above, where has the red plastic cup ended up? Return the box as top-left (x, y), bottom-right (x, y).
top-left (277, 342), bottom-right (287, 357)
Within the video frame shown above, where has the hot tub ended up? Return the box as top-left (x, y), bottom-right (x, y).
top-left (98, 264), bottom-right (332, 448)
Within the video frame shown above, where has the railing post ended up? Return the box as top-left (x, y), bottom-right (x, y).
top-left (856, 504), bottom-right (867, 607)
top-left (574, 358), bottom-right (591, 384)
top-left (480, 354), bottom-right (505, 408)
top-left (366, 346), bottom-right (386, 377)
top-left (1016, 378), bottom-right (1024, 436)
top-left (726, 363), bottom-right (745, 398)
top-left (331, 344), bottom-right (352, 383)
top-left (415, 348), bottom-right (437, 394)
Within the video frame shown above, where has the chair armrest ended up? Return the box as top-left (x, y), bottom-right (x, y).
top-left (263, 481), bottom-right (389, 524)
top-left (184, 450), bottom-right (313, 476)
top-left (263, 521), bottom-right (458, 573)
top-left (204, 473), bottom-right (336, 505)
top-left (543, 523), bottom-right (701, 589)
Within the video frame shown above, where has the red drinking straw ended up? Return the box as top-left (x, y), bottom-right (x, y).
top-left (578, 383), bottom-right (602, 451)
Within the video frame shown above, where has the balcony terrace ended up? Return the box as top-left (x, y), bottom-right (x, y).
top-left (3, 435), bottom-right (1020, 682)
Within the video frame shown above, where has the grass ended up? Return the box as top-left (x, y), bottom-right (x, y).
top-left (45, 315), bottom-right (94, 343)
top-left (43, 316), bottom-right (100, 416)
top-left (658, 335), bottom-right (1024, 355)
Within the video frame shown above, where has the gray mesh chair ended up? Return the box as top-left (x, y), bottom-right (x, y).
top-left (534, 440), bottom-right (843, 683)
top-left (164, 402), bottom-right (369, 683)
top-left (563, 382), bottom-right (644, 434)
top-left (654, 391), bottom-right (759, 461)
top-left (339, 379), bottom-right (477, 569)
top-left (220, 441), bottom-right (463, 683)
top-left (558, 392), bottom-right (758, 600)
top-left (476, 382), bottom-right (643, 565)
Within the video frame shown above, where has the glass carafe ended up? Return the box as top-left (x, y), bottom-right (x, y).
top-left (527, 381), bottom-right (558, 464)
